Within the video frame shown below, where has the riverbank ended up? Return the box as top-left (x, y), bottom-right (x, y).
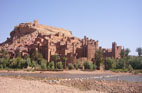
top-left (0, 76), bottom-right (142, 93)
top-left (0, 77), bottom-right (96, 93)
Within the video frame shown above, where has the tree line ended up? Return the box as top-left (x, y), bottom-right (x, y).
top-left (0, 47), bottom-right (142, 71)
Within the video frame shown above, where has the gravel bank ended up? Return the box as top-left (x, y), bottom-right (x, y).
top-left (0, 77), bottom-right (98, 93)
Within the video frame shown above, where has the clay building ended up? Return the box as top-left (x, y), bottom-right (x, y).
top-left (0, 20), bottom-right (122, 65)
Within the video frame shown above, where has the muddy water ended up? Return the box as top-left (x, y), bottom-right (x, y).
top-left (0, 72), bottom-right (142, 82)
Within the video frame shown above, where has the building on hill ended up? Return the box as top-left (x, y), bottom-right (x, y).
top-left (0, 20), bottom-right (122, 65)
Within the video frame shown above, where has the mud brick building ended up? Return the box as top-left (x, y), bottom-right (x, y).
top-left (0, 20), bottom-right (122, 65)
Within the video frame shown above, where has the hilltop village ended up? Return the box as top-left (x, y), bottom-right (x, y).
top-left (0, 20), bottom-right (122, 65)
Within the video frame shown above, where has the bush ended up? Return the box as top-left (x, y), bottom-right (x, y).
top-left (93, 64), bottom-right (97, 70)
top-left (68, 63), bottom-right (74, 70)
top-left (129, 57), bottom-right (142, 69)
top-left (26, 58), bottom-right (32, 67)
top-left (84, 60), bottom-right (90, 69)
top-left (84, 60), bottom-right (94, 70)
top-left (48, 61), bottom-right (55, 70)
top-left (31, 60), bottom-right (37, 68)
top-left (40, 59), bottom-right (47, 70)
top-left (75, 61), bottom-right (81, 70)
top-left (116, 58), bottom-right (126, 69)
top-left (104, 57), bottom-right (116, 70)
top-left (128, 64), bottom-right (133, 72)
top-left (56, 62), bottom-right (63, 69)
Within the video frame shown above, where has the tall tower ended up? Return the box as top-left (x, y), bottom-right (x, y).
top-left (112, 42), bottom-right (117, 58)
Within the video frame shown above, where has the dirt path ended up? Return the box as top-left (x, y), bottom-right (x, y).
top-left (0, 77), bottom-right (98, 93)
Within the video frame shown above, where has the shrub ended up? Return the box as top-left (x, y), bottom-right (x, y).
top-left (104, 57), bottom-right (116, 70)
top-left (84, 60), bottom-right (94, 70)
top-left (56, 61), bottom-right (63, 69)
top-left (116, 58), bottom-right (126, 69)
top-left (40, 59), bottom-right (47, 70)
top-left (31, 60), bottom-right (37, 68)
top-left (48, 61), bottom-right (55, 70)
top-left (75, 61), bottom-right (81, 70)
top-left (84, 60), bottom-right (90, 69)
top-left (26, 58), bottom-right (32, 67)
top-left (93, 64), bottom-right (96, 70)
top-left (128, 64), bottom-right (133, 72)
top-left (68, 63), bottom-right (74, 70)
top-left (129, 57), bottom-right (142, 69)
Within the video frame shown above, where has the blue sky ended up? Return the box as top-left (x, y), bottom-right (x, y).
top-left (0, 0), bottom-right (141, 55)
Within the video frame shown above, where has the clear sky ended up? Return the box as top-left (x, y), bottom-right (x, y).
top-left (0, 0), bottom-right (141, 55)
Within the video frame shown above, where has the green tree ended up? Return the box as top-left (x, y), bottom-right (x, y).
top-left (93, 64), bottom-right (97, 70)
top-left (95, 50), bottom-right (103, 70)
top-left (83, 60), bottom-right (94, 70)
top-left (116, 58), bottom-right (126, 69)
top-left (53, 54), bottom-right (60, 69)
top-left (56, 61), bottom-right (63, 69)
top-left (40, 58), bottom-right (47, 69)
top-left (68, 63), bottom-right (74, 70)
top-left (129, 57), bottom-right (142, 69)
top-left (128, 64), bottom-right (133, 72)
top-left (63, 56), bottom-right (68, 69)
top-left (75, 61), bottom-right (81, 70)
top-left (48, 61), bottom-right (55, 70)
top-left (26, 58), bottom-right (32, 67)
top-left (136, 47), bottom-right (142, 56)
top-left (125, 48), bottom-right (131, 57)
top-left (31, 50), bottom-right (43, 62)
top-left (104, 57), bottom-right (116, 70)
top-left (120, 49), bottom-right (125, 58)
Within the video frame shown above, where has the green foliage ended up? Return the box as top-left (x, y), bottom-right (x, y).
top-left (75, 61), bottom-right (81, 70)
top-left (125, 48), bottom-right (131, 56)
top-left (48, 61), bottom-right (55, 70)
top-left (53, 54), bottom-right (60, 62)
top-left (104, 57), bottom-right (116, 70)
top-left (40, 59), bottom-right (47, 69)
top-left (31, 60), bottom-right (37, 68)
top-left (26, 58), bottom-right (32, 67)
top-left (111, 69), bottom-right (128, 73)
top-left (93, 64), bottom-right (97, 70)
top-left (56, 61), bottom-right (63, 69)
top-left (136, 47), bottom-right (142, 56)
top-left (129, 57), bottom-right (142, 69)
top-left (120, 49), bottom-right (125, 58)
top-left (63, 56), bottom-right (67, 69)
top-left (83, 60), bottom-right (95, 70)
top-left (116, 58), bottom-right (126, 69)
top-left (68, 63), bottom-right (74, 70)
top-left (84, 60), bottom-right (90, 69)
top-left (95, 50), bottom-right (103, 70)
top-left (128, 64), bottom-right (133, 72)
top-left (31, 50), bottom-right (43, 62)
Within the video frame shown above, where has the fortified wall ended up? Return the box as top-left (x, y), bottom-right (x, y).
top-left (0, 20), bottom-right (122, 65)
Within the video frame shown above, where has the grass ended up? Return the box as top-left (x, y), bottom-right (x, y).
top-left (110, 69), bottom-right (128, 73)
top-left (111, 69), bottom-right (142, 74)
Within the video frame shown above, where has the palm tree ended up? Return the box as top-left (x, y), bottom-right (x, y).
top-left (53, 54), bottom-right (60, 69)
top-left (63, 56), bottom-right (68, 69)
top-left (120, 49), bottom-right (125, 58)
top-left (125, 48), bottom-right (131, 56)
top-left (136, 47), bottom-right (142, 56)
top-left (95, 50), bottom-right (103, 70)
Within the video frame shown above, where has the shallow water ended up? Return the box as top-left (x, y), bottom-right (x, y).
top-left (0, 72), bottom-right (142, 82)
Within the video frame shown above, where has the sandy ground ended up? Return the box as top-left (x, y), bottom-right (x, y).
top-left (0, 70), bottom-right (132, 75)
top-left (0, 70), bottom-right (141, 93)
top-left (0, 77), bottom-right (99, 93)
